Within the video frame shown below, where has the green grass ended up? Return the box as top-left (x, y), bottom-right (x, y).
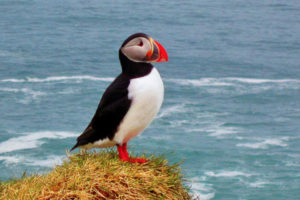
top-left (0, 151), bottom-right (191, 200)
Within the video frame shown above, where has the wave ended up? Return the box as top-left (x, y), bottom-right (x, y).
top-left (0, 155), bottom-right (64, 168)
top-left (1, 75), bottom-right (114, 83)
top-left (189, 122), bottom-right (239, 138)
top-left (0, 87), bottom-right (46, 98)
top-left (187, 177), bottom-right (215, 200)
top-left (236, 137), bottom-right (289, 149)
top-left (0, 87), bottom-right (46, 104)
top-left (224, 77), bottom-right (300, 84)
top-left (2, 76), bottom-right (299, 86)
top-left (284, 161), bottom-right (300, 167)
top-left (166, 78), bottom-right (234, 86)
top-left (137, 133), bottom-right (172, 141)
top-left (0, 78), bottom-right (25, 83)
top-left (157, 104), bottom-right (186, 118)
top-left (27, 76), bottom-right (114, 82)
top-left (205, 171), bottom-right (253, 178)
top-left (248, 181), bottom-right (269, 188)
top-left (208, 127), bottom-right (238, 137)
top-left (25, 155), bottom-right (65, 167)
top-left (0, 131), bottom-right (77, 154)
top-left (0, 155), bottom-right (23, 164)
top-left (166, 77), bottom-right (300, 87)
top-left (175, 77), bottom-right (300, 85)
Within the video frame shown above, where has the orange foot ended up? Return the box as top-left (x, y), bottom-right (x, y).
top-left (117, 143), bottom-right (148, 164)
top-left (129, 158), bottom-right (148, 163)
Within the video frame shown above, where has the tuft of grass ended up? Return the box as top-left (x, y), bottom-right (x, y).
top-left (0, 150), bottom-right (191, 200)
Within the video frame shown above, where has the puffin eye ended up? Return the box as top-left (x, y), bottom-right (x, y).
top-left (138, 41), bottom-right (143, 47)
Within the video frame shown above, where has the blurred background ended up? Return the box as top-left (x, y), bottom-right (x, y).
top-left (0, 0), bottom-right (300, 199)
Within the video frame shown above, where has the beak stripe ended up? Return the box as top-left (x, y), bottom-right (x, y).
top-left (145, 37), bottom-right (168, 63)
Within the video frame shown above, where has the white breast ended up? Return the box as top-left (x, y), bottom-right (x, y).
top-left (113, 67), bottom-right (164, 144)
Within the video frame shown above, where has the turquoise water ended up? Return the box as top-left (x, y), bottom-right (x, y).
top-left (1, 0), bottom-right (300, 199)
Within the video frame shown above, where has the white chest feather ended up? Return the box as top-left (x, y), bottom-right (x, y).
top-left (113, 67), bottom-right (164, 144)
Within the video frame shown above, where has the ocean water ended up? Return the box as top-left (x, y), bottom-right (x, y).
top-left (1, 0), bottom-right (300, 199)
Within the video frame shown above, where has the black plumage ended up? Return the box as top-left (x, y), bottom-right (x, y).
top-left (71, 38), bottom-right (153, 151)
top-left (71, 74), bottom-right (131, 151)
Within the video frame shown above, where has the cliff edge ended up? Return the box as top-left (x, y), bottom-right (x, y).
top-left (0, 151), bottom-right (191, 200)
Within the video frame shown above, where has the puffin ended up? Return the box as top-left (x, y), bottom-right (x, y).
top-left (71, 33), bottom-right (168, 163)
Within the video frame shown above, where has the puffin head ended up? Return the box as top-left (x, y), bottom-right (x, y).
top-left (120, 33), bottom-right (168, 63)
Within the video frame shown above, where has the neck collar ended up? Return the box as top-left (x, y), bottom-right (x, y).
top-left (119, 51), bottom-right (153, 78)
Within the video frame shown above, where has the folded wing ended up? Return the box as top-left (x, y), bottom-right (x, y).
top-left (71, 74), bottom-right (131, 151)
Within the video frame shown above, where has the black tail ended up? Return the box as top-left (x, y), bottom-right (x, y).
top-left (70, 142), bottom-right (79, 151)
top-left (70, 126), bottom-right (94, 151)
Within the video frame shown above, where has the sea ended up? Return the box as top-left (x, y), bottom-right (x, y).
top-left (0, 0), bottom-right (300, 199)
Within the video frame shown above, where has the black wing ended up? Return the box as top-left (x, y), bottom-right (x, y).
top-left (71, 73), bottom-right (131, 150)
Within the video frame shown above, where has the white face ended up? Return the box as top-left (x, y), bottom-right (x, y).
top-left (120, 37), bottom-right (152, 62)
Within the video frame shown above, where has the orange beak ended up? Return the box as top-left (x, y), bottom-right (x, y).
top-left (153, 40), bottom-right (168, 62)
top-left (146, 38), bottom-right (168, 62)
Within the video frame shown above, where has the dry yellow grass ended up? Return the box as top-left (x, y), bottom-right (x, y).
top-left (0, 151), bottom-right (191, 200)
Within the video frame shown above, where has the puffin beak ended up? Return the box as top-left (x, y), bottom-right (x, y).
top-left (146, 38), bottom-right (168, 62)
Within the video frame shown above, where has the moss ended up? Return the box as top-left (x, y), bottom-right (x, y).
top-left (0, 151), bottom-right (191, 200)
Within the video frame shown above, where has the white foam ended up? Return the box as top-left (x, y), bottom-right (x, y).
top-left (169, 119), bottom-right (189, 128)
top-left (0, 87), bottom-right (20, 92)
top-left (1, 78), bottom-right (25, 83)
top-left (2, 76), bottom-right (299, 89)
top-left (248, 181), bottom-right (269, 188)
top-left (57, 88), bottom-right (77, 94)
top-left (0, 131), bottom-right (77, 154)
top-left (285, 161), bottom-right (300, 167)
top-left (0, 155), bottom-right (65, 168)
top-left (208, 127), bottom-right (238, 137)
top-left (2, 76), bottom-right (299, 85)
top-left (190, 122), bottom-right (239, 138)
top-left (26, 75), bottom-right (114, 82)
top-left (0, 87), bottom-right (46, 98)
top-left (166, 77), bottom-right (300, 88)
top-left (205, 171), bottom-right (253, 178)
top-left (1, 76), bottom-right (114, 83)
top-left (26, 155), bottom-right (65, 167)
top-left (0, 155), bottom-right (24, 164)
top-left (166, 78), bottom-right (233, 87)
top-left (157, 104), bottom-right (186, 118)
top-left (225, 77), bottom-right (300, 84)
top-left (150, 135), bottom-right (172, 141)
top-left (187, 177), bottom-right (215, 200)
top-left (237, 138), bottom-right (288, 149)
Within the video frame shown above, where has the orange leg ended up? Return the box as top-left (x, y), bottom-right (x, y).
top-left (117, 143), bottom-right (147, 163)
top-left (117, 143), bottom-right (129, 161)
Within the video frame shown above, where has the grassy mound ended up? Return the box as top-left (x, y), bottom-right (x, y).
top-left (0, 151), bottom-right (191, 200)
